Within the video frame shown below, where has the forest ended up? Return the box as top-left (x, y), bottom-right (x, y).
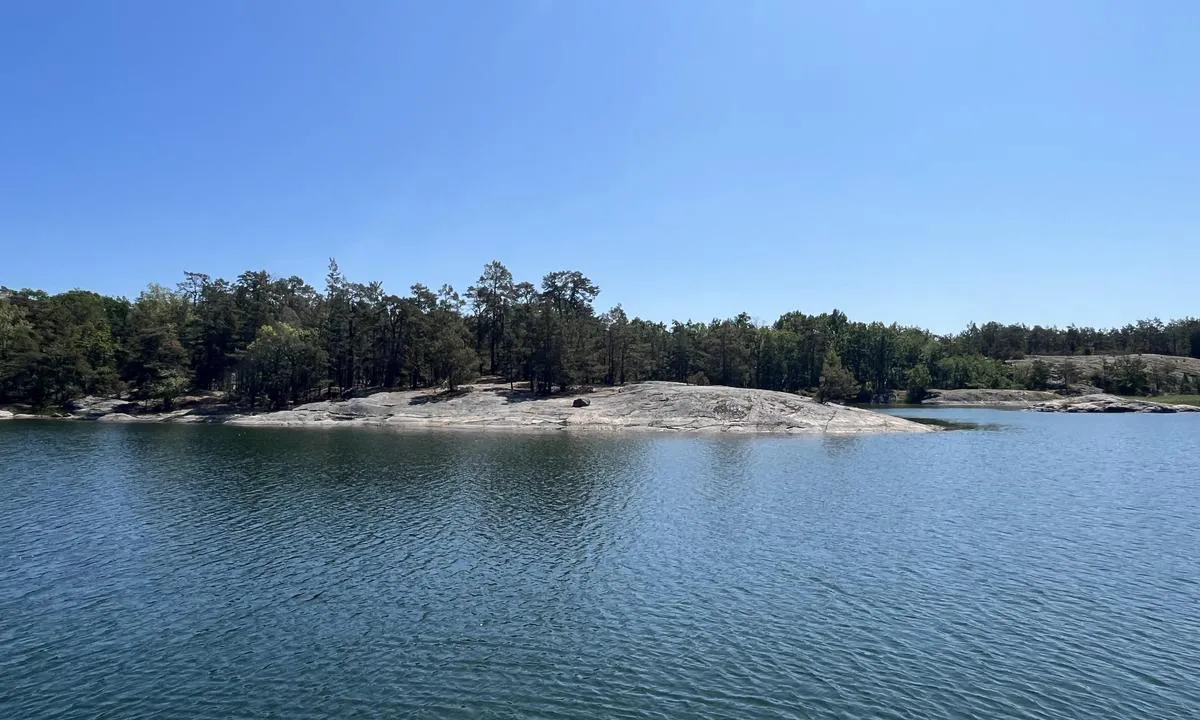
top-left (2, 260), bottom-right (1198, 410)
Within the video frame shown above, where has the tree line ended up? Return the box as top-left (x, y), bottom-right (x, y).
top-left (2, 259), bottom-right (1198, 409)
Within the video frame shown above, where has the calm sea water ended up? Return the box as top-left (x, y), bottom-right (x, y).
top-left (2, 410), bottom-right (1198, 719)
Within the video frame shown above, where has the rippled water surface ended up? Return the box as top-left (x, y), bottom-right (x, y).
top-left (2, 410), bottom-right (1199, 718)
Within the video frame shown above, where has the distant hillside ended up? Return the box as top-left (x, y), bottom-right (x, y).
top-left (1008, 354), bottom-right (1200, 395)
top-left (1011, 354), bottom-right (1200, 379)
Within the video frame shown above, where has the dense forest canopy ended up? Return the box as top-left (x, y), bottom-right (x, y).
top-left (2, 260), bottom-right (1198, 409)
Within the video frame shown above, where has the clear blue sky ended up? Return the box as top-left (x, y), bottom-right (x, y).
top-left (2, 1), bottom-right (1197, 333)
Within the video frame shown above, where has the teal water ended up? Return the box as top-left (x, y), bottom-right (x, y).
top-left (2, 410), bottom-right (1198, 718)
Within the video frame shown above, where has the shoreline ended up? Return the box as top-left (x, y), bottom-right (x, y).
top-left (887, 388), bottom-right (1200, 413)
top-left (7, 385), bottom-right (1196, 429)
top-left (0, 382), bottom-right (933, 435)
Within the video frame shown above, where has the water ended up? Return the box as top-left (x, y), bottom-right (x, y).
top-left (2, 410), bottom-right (1198, 719)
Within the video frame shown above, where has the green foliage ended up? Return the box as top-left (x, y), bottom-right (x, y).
top-left (905, 364), bottom-right (933, 404)
top-left (816, 350), bottom-right (860, 403)
top-left (429, 300), bottom-right (478, 391)
top-left (1083, 357), bottom-right (1192, 397)
top-left (467, 260), bottom-right (514, 374)
top-left (1122, 393), bottom-right (1200, 407)
top-left (149, 369), bottom-right (191, 409)
top-left (1059, 358), bottom-right (1082, 385)
top-left (1025, 359), bottom-right (1052, 390)
top-left (936, 354), bottom-right (1011, 390)
top-left (1105, 355), bottom-right (1149, 395)
top-left (5, 290), bottom-right (122, 406)
top-left (240, 323), bottom-right (325, 409)
top-left (2, 272), bottom-right (1199, 411)
top-left (1147, 360), bottom-right (1175, 395)
top-left (531, 270), bottom-right (602, 392)
top-left (0, 299), bottom-right (37, 403)
top-left (126, 284), bottom-right (190, 402)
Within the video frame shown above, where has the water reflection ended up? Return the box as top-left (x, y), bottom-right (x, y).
top-left (3, 415), bottom-right (1200, 719)
top-left (819, 434), bottom-right (863, 458)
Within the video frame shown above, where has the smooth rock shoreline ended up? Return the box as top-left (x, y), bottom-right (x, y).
top-left (2, 382), bottom-right (933, 435)
top-left (919, 389), bottom-right (1060, 407)
top-left (1031, 394), bottom-right (1200, 414)
top-left (227, 382), bottom-right (931, 434)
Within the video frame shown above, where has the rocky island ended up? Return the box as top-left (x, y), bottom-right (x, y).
top-left (1, 382), bottom-right (933, 435)
top-left (5, 263), bottom-right (1197, 429)
top-left (230, 381), bottom-right (931, 434)
top-left (1030, 394), bottom-right (1200, 413)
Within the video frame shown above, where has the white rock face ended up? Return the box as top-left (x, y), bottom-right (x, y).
top-left (0, 410), bottom-right (13, 420)
top-left (227, 381), bottom-right (933, 435)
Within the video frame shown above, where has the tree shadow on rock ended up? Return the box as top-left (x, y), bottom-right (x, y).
top-left (408, 388), bottom-right (471, 405)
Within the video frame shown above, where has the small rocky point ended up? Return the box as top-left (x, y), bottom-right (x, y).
top-left (1031, 394), bottom-right (1200, 413)
top-left (921, 389), bottom-right (1059, 406)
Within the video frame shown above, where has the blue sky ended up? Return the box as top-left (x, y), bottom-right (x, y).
top-left (2, 1), bottom-right (1197, 333)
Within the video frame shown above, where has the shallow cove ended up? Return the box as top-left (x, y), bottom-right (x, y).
top-left (2, 409), bottom-right (1198, 718)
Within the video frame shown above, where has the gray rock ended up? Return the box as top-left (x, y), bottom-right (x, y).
top-left (66, 396), bottom-right (140, 419)
top-left (228, 381), bottom-right (933, 435)
top-left (0, 409), bottom-right (13, 420)
top-left (95, 412), bottom-right (146, 423)
top-left (922, 389), bottom-right (1059, 407)
top-left (1031, 394), bottom-right (1200, 413)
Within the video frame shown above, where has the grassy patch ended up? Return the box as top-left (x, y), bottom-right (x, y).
top-left (1120, 394), bottom-right (1200, 407)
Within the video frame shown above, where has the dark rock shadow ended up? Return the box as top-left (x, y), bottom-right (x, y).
top-left (408, 389), bottom-right (471, 405)
top-left (497, 389), bottom-right (549, 404)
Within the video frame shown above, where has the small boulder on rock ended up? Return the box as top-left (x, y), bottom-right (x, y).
top-left (572, 398), bottom-right (591, 408)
